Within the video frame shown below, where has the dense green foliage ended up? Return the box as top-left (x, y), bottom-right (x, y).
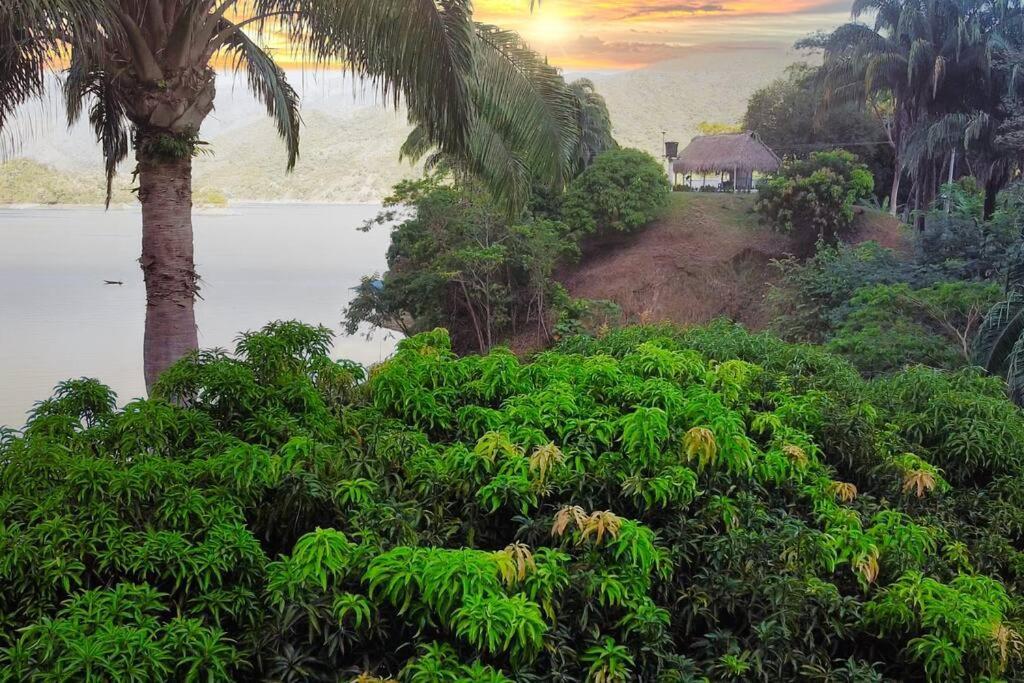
top-left (916, 192), bottom-right (1023, 282)
top-left (757, 150), bottom-right (874, 255)
top-left (771, 179), bottom-right (1024, 383)
top-left (825, 281), bottom-right (1000, 375)
top-left (348, 147), bottom-right (668, 354)
top-left (743, 63), bottom-right (894, 202)
top-left (561, 148), bottom-right (671, 235)
top-left (6, 321), bottom-right (1024, 680)
top-left (770, 240), bottom-right (1002, 375)
top-left (344, 176), bottom-right (576, 354)
top-left (971, 199), bottom-right (1024, 405)
top-left (813, 0), bottom-right (1024, 218)
top-left (769, 241), bottom-right (910, 345)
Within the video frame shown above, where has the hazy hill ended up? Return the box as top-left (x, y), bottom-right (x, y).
top-left (1, 44), bottom-right (801, 205)
top-left (596, 44), bottom-right (801, 158)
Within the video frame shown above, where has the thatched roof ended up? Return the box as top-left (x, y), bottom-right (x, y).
top-left (672, 132), bottom-right (781, 175)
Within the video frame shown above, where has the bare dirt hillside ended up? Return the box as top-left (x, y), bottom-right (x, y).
top-left (558, 193), bottom-right (908, 331)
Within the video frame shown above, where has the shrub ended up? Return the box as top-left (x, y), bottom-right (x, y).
top-left (757, 150), bottom-right (874, 255)
top-left (768, 241), bottom-right (910, 344)
top-left (916, 180), bottom-right (1023, 282)
top-left (346, 176), bottom-right (577, 354)
top-left (5, 321), bottom-right (1024, 680)
top-left (826, 281), bottom-right (1001, 375)
top-left (561, 148), bottom-right (671, 235)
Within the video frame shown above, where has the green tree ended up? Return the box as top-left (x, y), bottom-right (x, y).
top-left (757, 150), bottom-right (874, 255)
top-left (743, 62), bottom-right (894, 202)
top-left (561, 148), bottom-right (671, 235)
top-left (828, 281), bottom-right (1000, 374)
top-left (344, 175), bottom-right (576, 353)
top-left (0, 0), bottom-right (572, 390)
top-left (815, 0), bottom-right (1024, 219)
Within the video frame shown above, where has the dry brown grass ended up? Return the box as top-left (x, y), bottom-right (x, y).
top-left (555, 193), bottom-right (907, 334)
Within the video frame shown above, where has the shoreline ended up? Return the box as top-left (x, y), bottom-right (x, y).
top-left (0, 200), bottom-right (386, 211)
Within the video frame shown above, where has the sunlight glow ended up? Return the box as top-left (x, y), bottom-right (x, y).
top-left (523, 10), bottom-right (573, 46)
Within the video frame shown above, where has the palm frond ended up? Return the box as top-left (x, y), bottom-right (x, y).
top-left (568, 78), bottom-right (616, 172)
top-left (400, 123), bottom-right (435, 163)
top-left (973, 293), bottom-right (1024, 371)
top-left (471, 24), bottom-right (578, 189)
top-left (253, 0), bottom-right (476, 153)
top-left (908, 38), bottom-right (936, 91)
top-left (1, 0), bottom-right (116, 157)
top-left (460, 115), bottom-right (533, 216)
top-left (220, 25), bottom-right (301, 170)
top-left (403, 23), bottom-right (580, 215)
top-left (62, 49), bottom-right (129, 206)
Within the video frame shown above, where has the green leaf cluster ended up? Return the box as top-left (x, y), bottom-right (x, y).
top-left (757, 150), bottom-right (875, 255)
top-left (4, 320), bottom-right (1024, 680)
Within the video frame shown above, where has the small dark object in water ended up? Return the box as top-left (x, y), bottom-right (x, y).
top-left (103, 280), bottom-right (124, 286)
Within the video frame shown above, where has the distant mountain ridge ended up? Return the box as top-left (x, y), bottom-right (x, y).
top-left (1, 43), bottom-right (800, 205)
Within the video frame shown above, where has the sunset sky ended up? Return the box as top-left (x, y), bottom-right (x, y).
top-left (473, 0), bottom-right (852, 69)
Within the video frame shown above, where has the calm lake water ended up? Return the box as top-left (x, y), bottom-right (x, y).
top-left (0, 204), bottom-right (400, 428)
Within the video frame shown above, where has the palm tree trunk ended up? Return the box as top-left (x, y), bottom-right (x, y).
top-left (137, 142), bottom-right (199, 392)
top-left (890, 169), bottom-right (902, 217)
top-left (889, 110), bottom-right (907, 217)
top-left (984, 180), bottom-right (999, 221)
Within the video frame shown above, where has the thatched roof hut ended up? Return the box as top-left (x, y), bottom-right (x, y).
top-left (672, 132), bottom-right (781, 178)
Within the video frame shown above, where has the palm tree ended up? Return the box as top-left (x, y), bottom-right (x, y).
top-left (1, 0), bottom-right (569, 391)
top-left (818, 0), bottom-right (1024, 218)
top-left (567, 78), bottom-right (617, 173)
top-left (816, 0), bottom-right (921, 215)
top-left (897, 1), bottom-right (1024, 218)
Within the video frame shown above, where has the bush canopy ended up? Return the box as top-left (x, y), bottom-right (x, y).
top-left (757, 150), bottom-right (874, 255)
top-left (3, 321), bottom-right (1024, 681)
top-left (561, 148), bottom-right (671, 235)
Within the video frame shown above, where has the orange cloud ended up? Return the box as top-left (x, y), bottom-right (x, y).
top-left (476, 0), bottom-right (849, 69)
top-left (210, 0), bottom-right (849, 72)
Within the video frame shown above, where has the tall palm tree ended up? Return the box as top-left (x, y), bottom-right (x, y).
top-left (567, 78), bottom-right (617, 173)
top-left (818, 0), bottom-right (1024, 218)
top-left (816, 0), bottom-right (920, 215)
top-left (1, 0), bottom-right (570, 391)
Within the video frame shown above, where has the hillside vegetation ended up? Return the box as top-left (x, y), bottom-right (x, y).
top-left (4, 320), bottom-right (1024, 681)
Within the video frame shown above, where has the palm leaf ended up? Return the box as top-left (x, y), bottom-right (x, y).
top-left (403, 23), bottom-right (581, 215)
top-left (471, 24), bottom-right (578, 190)
top-left (253, 0), bottom-right (476, 153)
top-left (0, 0), bottom-right (113, 138)
top-left (973, 293), bottom-right (1024, 371)
top-left (220, 25), bottom-right (301, 171)
top-left (62, 49), bottom-right (129, 206)
top-left (568, 78), bottom-right (616, 172)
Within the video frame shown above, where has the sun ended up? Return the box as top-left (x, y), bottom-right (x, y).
top-left (525, 10), bottom-right (572, 46)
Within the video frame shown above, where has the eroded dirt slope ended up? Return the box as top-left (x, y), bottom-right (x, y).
top-left (558, 193), bottom-right (907, 331)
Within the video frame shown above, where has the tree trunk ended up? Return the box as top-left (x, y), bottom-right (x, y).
top-left (984, 181), bottom-right (999, 221)
top-left (137, 142), bottom-right (199, 393)
top-left (888, 114), bottom-right (905, 216)
top-left (889, 162), bottom-right (902, 217)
